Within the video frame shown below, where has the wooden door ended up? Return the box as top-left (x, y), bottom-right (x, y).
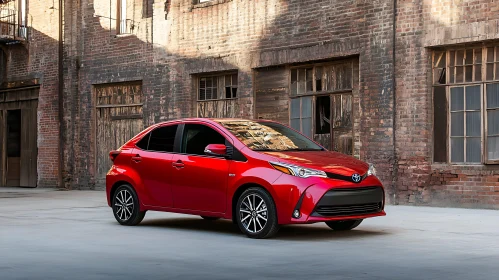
top-left (95, 82), bottom-right (143, 187)
top-left (20, 100), bottom-right (38, 187)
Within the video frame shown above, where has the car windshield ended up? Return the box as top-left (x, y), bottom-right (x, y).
top-left (217, 120), bottom-right (323, 152)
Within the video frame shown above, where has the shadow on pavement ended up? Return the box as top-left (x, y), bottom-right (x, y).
top-left (138, 217), bottom-right (390, 241)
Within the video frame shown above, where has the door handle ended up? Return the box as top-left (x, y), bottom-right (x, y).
top-left (131, 155), bottom-right (142, 163)
top-left (172, 160), bottom-right (184, 169)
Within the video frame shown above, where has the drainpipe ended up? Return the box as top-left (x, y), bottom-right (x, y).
top-left (58, 0), bottom-right (64, 188)
top-left (391, 0), bottom-right (398, 204)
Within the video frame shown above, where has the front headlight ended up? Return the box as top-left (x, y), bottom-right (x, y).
top-left (367, 164), bottom-right (377, 177)
top-left (270, 162), bottom-right (327, 179)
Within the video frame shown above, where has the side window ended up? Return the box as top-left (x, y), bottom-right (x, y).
top-left (136, 133), bottom-right (150, 150)
top-left (182, 124), bottom-right (226, 156)
top-left (146, 125), bottom-right (178, 152)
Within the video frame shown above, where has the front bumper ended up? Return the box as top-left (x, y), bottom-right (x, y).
top-left (272, 174), bottom-right (386, 224)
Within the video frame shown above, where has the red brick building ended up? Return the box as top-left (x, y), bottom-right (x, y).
top-left (1, 0), bottom-right (498, 209)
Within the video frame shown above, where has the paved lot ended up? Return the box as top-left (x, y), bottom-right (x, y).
top-left (0, 187), bottom-right (498, 280)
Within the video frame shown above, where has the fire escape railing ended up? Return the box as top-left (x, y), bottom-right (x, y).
top-left (0, 8), bottom-right (27, 41)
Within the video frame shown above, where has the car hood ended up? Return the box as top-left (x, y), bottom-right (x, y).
top-left (262, 151), bottom-right (369, 176)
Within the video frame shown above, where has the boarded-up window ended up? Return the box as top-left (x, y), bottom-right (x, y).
top-left (254, 67), bottom-right (289, 124)
top-left (196, 73), bottom-right (239, 118)
top-left (432, 47), bottom-right (499, 164)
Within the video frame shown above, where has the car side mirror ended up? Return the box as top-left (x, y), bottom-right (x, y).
top-left (204, 144), bottom-right (227, 157)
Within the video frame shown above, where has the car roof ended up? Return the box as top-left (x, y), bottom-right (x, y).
top-left (154, 118), bottom-right (275, 126)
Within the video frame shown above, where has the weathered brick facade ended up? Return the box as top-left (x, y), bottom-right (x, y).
top-left (1, 0), bottom-right (498, 209)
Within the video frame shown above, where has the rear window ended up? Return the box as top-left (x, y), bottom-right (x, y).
top-left (136, 125), bottom-right (178, 153)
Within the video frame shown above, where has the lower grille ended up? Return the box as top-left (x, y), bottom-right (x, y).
top-left (315, 202), bottom-right (382, 217)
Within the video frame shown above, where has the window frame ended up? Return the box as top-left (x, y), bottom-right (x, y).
top-left (117, 0), bottom-right (128, 34)
top-left (196, 72), bottom-right (238, 102)
top-left (432, 46), bottom-right (499, 165)
top-left (288, 61), bottom-right (354, 155)
top-left (484, 82), bottom-right (499, 164)
top-left (178, 122), bottom-right (233, 158)
top-left (134, 124), bottom-right (181, 154)
top-left (448, 84), bottom-right (483, 164)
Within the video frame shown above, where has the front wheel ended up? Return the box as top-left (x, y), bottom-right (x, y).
top-left (112, 184), bottom-right (146, 226)
top-left (236, 187), bottom-right (280, 239)
top-left (325, 219), bottom-right (363, 231)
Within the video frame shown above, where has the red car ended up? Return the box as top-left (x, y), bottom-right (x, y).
top-left (106, 118), bottom-right (385, 239)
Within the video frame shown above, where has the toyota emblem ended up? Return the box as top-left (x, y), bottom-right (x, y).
top-left (352, 173), bottom-right (361, 183)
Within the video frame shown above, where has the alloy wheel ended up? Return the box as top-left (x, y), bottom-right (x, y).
top-left (239, 193), bottom-right (268, 234)
top-left (114, 189), bottom-right (134, 221)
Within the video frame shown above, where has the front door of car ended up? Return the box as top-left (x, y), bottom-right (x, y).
top-left (131, 124), bottom-right (179, 208)
top-left (171, 123), bottom-right (231, 213)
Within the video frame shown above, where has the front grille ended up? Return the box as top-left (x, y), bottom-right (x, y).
top-left (315, 202), bottom-right (382, 217)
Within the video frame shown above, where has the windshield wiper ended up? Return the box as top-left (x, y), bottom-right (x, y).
top-left (252, 148), bottom-right (279, 152)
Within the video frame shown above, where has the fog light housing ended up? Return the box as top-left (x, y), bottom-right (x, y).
top-left (293, 210), bottom-right (301, 218)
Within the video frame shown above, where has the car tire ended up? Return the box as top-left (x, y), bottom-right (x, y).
top-left (325, 219), bottom-right (363, 231)
top-left (201, 216), bottom-right (220, 221)
top-left (236, 187), bottom-right (280, 239)
top-left (112, 184), bottom-right (146, 226)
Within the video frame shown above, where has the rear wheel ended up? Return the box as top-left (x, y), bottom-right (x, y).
top-left (112, 184), bottom-right (146, 226)
top-left (201, 216), bottom-right (220, 221)
top-left (236, 187), bottom-right (280, 239)
top-left (325, 219), bottom-right (363, 231)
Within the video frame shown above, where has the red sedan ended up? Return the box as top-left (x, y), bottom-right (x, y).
top-left (106, 118), bottom-right (386, 239)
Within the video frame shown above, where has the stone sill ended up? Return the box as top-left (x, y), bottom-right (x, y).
top-left (192, 0), bottom-right (232, 10)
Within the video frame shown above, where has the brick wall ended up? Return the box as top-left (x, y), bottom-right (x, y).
top-left (0, 0), bottom-right (60, 187)
top-left (395, 0), bottom-right (499, 208)
top-left (62, 0), bottom-right (396, 193)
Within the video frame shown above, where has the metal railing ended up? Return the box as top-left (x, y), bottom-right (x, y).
top-left (0, 8), bottom-right (27, 40)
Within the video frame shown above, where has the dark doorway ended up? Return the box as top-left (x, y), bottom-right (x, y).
top-left (6, 110), bottom-right (21, 186)
top-left (0, 89), bottom-right (38, 187)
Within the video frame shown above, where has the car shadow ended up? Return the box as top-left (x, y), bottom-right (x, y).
top-left (138, 217), bottom-right (390, 241)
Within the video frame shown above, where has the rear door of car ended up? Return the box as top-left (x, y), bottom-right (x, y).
top-left (131, 123), bottom-right (180, 208)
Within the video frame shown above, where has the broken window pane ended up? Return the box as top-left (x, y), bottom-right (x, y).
top-left (465, 66), bottom-right (473, 82)
top-left (315, 96), bottom-right (331, 134)
top-left (298, 69), bottom-right (306, 94)
top-left (434, 51), bottom-right (445, 68)
top-left (474, 49), bottom-right (482, 64)
top-left (496, 63), bottom-right (499, 80)
top-left (475, 66), bottom-right (482, 82)
top-left (450, 51), bottom-right (456, 67)
top-left (466, 137), bottom-right (481, 163)
top-left (449, 67), bottom-right (455, 83)
top-left (496, 47), bottom-right (499, 61)
top-left (465, 49), bottom-right (473, 65)
top-left (486, 63), bottom-right (494, 80)
top-left (456, 50), bottom-right (464, 66)
top-left (455, 66), bottom-right (464, 83)
top-left (434, 68), bottom-right (446, 84)
top-left (487, 47), bottom-right (494, 63)
top-left (315, 67), bottom-right (323, 92)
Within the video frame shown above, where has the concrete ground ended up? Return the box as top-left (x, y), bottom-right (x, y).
top-left (0, 188), bottom-right (498, 280)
